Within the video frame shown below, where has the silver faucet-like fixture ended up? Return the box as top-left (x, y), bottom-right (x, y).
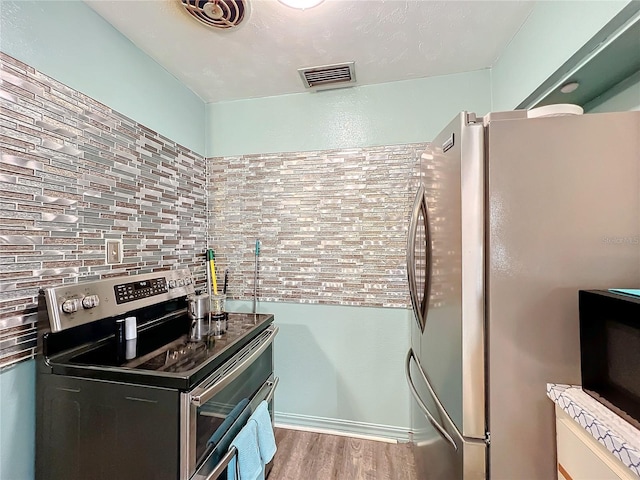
top-left (253, 239), bottom-right (261, 314)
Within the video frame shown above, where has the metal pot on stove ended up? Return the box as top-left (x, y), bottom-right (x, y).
top-left (187, 293), bottom-right (209, 342)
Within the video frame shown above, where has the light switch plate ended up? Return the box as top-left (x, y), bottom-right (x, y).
top-left (106, 239), bottom-right (123, 264)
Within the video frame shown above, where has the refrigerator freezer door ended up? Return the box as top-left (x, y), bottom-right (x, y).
top-left (407, 349), bottom-right (486, 480)
top-left (417, 113), bottom-right (486, 440)
top-left (486, 111), bottom-right (640, 479)
top-left (406, 349), bottom-right (457, 451)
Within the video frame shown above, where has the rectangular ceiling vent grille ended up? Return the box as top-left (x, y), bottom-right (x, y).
top-left (298, 62), bottom-right (356, 91)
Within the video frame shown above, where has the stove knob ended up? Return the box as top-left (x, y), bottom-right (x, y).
top-left (177, 279), bottom-right (185, 287)
top-left (185, 277), bottom-right (192, 285)
top-left (82, 295), bottom-right (100, 309)
top-left (168, 279), bottom-right (176, 289)
top-left (61, 299), bottom-right (79, 314)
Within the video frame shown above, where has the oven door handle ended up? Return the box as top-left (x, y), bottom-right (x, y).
top-left (190, 325), bottom-right (279, 407)
top-left (198, 446), bottom-right (238, 480)
top-left (265, 376), bottom-right (279, 403)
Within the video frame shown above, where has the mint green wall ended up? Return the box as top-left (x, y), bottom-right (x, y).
top-left (0, 0), bottom-right (206, 155)
top-left (585, 70), bottom-right (640, 112)
top-left (227, 300), bottom-right (414, 437)
top-left (206, 69), bottom-right (492, 157)
top-left (0, 361), bottom-right (35, 480)
top-left (491, 0), bottom-right (632, 111)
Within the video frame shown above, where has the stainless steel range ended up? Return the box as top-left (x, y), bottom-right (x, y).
top-left (36, 268), bottom-right (278, 480)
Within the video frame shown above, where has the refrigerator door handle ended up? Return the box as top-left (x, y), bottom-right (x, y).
top-left (407, 184), bottom-right (431, 332)
top-left (405, 348), bottom-right (457, 452)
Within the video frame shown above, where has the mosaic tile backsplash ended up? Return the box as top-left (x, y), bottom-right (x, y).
top-left (0, 51), bottom-right (425, 368)
top-left (207, 144), bottom-right (425, 308)
top-left (0, 53), bottom-right (207, 368)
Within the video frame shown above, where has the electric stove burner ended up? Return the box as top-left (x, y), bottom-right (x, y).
top-left (132, 337), bottom-right (210, 372)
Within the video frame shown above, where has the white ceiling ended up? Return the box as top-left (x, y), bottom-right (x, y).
top-left (85, 0), bottom-right (535, 104)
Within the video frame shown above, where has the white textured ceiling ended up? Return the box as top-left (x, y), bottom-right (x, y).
top-left (85, 0), bottom-right (535, 103)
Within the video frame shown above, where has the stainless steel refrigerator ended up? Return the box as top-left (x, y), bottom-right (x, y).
top-left (405, 109), bottom-right (640, 479)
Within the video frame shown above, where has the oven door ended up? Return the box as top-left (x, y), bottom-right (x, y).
top-left (180, 326), bottom-right (278, 480)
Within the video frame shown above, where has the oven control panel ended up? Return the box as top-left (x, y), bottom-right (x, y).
top-left (114, 278), bottom-right (169, 305)
top-left (42, 269), bottom-right (196, 332)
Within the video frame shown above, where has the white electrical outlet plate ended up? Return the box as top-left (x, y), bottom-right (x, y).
top-left (106, 239), bottom-right (123, 264)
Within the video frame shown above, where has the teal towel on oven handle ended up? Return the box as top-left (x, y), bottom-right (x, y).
top-left (228, 420), bottom-right (263, 480)
top-left (207, 398), bottom-right (250, 448)
top-left (250, 400), bottom-right (277, 464)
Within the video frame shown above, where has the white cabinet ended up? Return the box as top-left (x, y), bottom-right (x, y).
top-left (555, 405), bottom-right (636, 480)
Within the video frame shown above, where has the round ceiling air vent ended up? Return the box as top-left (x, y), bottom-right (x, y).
top-left (180, 0), bottom-right (247, 29)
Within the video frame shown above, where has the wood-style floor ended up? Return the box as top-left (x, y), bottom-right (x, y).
top-left (269, 428), bottom-right (418, 480)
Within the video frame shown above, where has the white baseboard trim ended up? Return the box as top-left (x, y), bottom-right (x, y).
top-left (274, 412), bottom-right (411, 444)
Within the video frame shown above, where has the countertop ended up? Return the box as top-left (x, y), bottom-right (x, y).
top-left (547, 383), bottom-right (640, 476)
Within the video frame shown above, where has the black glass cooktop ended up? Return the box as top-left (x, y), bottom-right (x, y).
top-left (47, 312), bottom-right (274, 390)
